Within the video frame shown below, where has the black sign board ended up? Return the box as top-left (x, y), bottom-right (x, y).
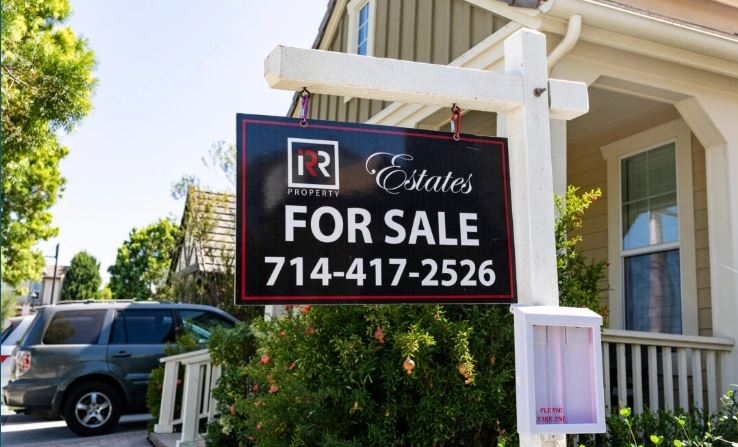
top-left (236, 114), bottom-right (516, 305)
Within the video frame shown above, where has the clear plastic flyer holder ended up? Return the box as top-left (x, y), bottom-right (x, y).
top-left (512, 305), bottom-right (606, 434)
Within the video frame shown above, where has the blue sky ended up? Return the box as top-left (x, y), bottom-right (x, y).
top-left (38, 1), bottom-right (328, 281)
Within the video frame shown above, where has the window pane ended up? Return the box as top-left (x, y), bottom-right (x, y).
top-left (650, 193), bottom-right (678, 244)
top-left (624, 250), bottom-right (681, 334)
top-left (356, 3), bottom-right (370, 55)
top-left (648, 145), bottom-right (677, 195)
top-left (43, 310), bottom-right (106, 345)
top-left (622, 153), bottom-right (648, 202)
top-left (621, 143), bottom-right (677, 250)
top-left (622, 199), bottom-right (649, 250)
top-left (179, 310), bottom-right (235, 341)
top-left (113, 309), bottom-right (175, 344)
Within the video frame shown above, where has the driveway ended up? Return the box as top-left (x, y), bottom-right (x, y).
top-left (1, 406), bottom-right (152, 447)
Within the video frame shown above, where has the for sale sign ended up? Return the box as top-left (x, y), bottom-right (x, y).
top-left (236, 114), bottom-right (516, 305)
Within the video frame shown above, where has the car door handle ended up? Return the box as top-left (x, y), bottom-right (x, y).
top-left (112, 351), bottom-right (132, 358)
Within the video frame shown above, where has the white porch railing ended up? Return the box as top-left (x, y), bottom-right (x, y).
top-left (153, 331), bottom-right (734, 445)
top-left (153, 349), bottom-right (220, 447)
top-left (602, 329), bottom-right (734, 414)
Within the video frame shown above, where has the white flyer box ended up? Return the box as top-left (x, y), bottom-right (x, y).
top-left (512, 305), bottom-right (606, 434)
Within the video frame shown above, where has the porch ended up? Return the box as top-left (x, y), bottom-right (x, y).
top-left (148, 328), bottom-right (734, 447)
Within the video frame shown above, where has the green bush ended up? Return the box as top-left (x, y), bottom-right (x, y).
top-left (207, 305), bottom-right (517, 446)
top-left (555, 186), bottom-right (608, 318)
top-left (576, 387), bottom-right (738, 447)
top-left (203, 186), bottom-right (609, 446)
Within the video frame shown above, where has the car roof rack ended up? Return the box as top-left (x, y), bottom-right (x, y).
top-left (54, 299), bottom-right (173, 305)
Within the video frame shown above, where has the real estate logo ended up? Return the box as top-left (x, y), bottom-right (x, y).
top-left (287, 138), bottom-right (339, 190)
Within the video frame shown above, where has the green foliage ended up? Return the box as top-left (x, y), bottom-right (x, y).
top-left (99, 284), bottom-right (112, 299)
top-left (2, 288), bottom-right (19, 323)
top-left (577, 388), bottom-right (738, 447)
top-left (202, 185), bottom-right (612, 445)
top-left (555, 186), bottom-right (609, 319)
top-left (1, 0), bottom-right (97, 287)
top-left (108, 218), bottom-right (180, 300)
top-left (60, 251), bottom-right (101, 300)
top-left (207, 305), bottom-right (517, 447)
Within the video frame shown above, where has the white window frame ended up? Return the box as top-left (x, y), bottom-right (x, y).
top-left (601, 118), bottom-right (697, 335)
top-left (345, 0), bottom-right (376, 104)
top-left (346, 0), bottom-right (376, 57)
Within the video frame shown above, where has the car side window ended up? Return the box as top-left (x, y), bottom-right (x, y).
top-left (110, 309), bottom-right (176, 344)
top-left (178, 309), bottom-right (235, 340)
top-left (1, 320), bottom-right (21, 343)
top-left (43, 310), bottom-right (107, 345)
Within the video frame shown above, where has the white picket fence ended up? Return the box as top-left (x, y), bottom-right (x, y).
top-left (152, 330), bottom-right (734, 446)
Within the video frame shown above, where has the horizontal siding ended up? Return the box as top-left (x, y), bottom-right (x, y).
top-left (563, 134), bottom-right (609, 313)
top-left (692, 135), bottom-right (712, 336)
top-left (309, 0), bottom-right (505, 125)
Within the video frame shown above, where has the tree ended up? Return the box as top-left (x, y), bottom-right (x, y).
top-left (171, 140), bottom-right (236, 199)
top-left (60, 251), bottom-right (101, 300)
top-left (554, 186), bottom-right (609, 319)
top-left (1, 288), bottom-right (18, 324)
top-left (1, 0), bottom-right (97, 288)
top-left (108, 218), bottom-right (180, 300)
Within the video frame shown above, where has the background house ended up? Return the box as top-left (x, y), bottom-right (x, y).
top-left (21, 264), bottom-right (68, 307)
top-left (170, 189), bottom-right (236, 308)
top-left (285, 0), bottom-right (737, 414)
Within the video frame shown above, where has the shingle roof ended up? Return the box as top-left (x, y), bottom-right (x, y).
top-left (172, 189), bottom-right (236, 275)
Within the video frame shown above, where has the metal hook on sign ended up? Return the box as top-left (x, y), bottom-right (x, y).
top-left (299, 87), bottom-right (311, 127)
top-left (450, 104), bottom-right (461, 141)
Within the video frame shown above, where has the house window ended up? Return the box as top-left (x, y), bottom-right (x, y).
top-left (347, 0), bottom-right (375, 56)
top-left (357, 3), bottom-right (370, 55)
top-left (621, 144), bottom-right (681, 333)
top-left (602, 119), bottom-right (697, 335)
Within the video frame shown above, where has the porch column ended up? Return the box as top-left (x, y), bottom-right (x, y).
top-left (704, 140), bottom-right (738, 395)
top-left (677, 97), bottom-right (738, 395)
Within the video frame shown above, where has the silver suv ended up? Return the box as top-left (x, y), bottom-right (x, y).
top-left (3, 300), bottom-right (237, 436)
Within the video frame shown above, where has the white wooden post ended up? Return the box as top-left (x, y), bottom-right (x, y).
top-left (504, 29), bottom-right (565, 447)
top-left (264, 28), bottom-right (588, 447)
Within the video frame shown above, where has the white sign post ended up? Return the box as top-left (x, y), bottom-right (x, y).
top-left (265, 28), bottom-right (591, 446)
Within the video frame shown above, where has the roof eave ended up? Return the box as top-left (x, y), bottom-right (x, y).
top-left (540, 0), bottom-right (738, 63)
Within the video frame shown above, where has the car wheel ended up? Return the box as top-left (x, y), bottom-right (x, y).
top-left (62, 382), bottom-right (122, 436)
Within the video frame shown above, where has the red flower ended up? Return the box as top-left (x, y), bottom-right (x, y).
top-left (252, 383), bottom-right (260, 392)
top-left (278, 330), bottom-right (286, 337)
top-left (260, 354), bottom-right (271, 365)
top-left (301, 304), bottom-right (312, 315)
top-left (373, 327), bottom-right (385, 344)
top-left (229, 404), bottom-right (236, 415)
top-left (269, 383), bottom-right (280, 394)
top-left (305, 325), bottom-right (315, 336)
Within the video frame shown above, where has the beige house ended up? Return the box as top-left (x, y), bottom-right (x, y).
top-left (18, 264), bottom-right (68, 307)
top-left (286, 0), bottom-right (737, 414)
